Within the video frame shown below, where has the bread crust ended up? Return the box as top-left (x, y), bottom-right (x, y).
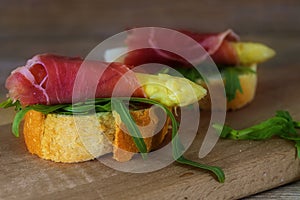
top-left (112, 108), bottom-right (170, 162)
top-left (199, 65), bottom-right (257, 110)
top-left (23, 107), bottom-right (170, 163)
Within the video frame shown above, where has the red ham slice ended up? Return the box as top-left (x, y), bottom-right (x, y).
top-left (6, 54), bottom-right (145, 106)
top-left (124, 29), bottom-right (240, 67)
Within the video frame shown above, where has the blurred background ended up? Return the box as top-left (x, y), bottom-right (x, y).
top-left (1, 0), bottom-right (300, 96)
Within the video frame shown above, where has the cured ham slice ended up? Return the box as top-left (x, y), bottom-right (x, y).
top-left (6, 54), bottom-right (145, 106)
top-left (179, 30), bottom-right (239, 65)
top-left (124, 29), bottom-right (240, 67)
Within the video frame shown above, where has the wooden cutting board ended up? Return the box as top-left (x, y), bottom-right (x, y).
top-left (0, 64), bottom-right (300, 200)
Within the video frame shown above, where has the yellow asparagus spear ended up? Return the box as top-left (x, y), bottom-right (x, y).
top-left (232, 42), bottom-right (276, 65)
top-left (136, 73), bottom-right (207, 107)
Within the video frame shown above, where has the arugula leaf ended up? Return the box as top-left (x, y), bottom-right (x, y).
top-left (224, 117), bottom-right (288, 140)
top-left (213, 123), bottom-right (233, 138)
top-left (222, 67), bottom-right (255, 102)
top-left (223, 68), bottom-right (243, 102)
top-left (220, 67), bottom-right (255, 102)
top-left (95, 102), bottom-right (112, 112)
top-left (111, 98), bottom-right (148, 159)
top-left (0, 98), bottom-right (14, 108)
top-left (12, 107), bottom-right (31, 137)
top-left (215, 110), bottom-right (300, 159)
top-left (0, 98), bottom-right (22, 111)
top-left (176, 156), bottom-right (225, 183)
top-left (31, 104), bottom-right (68, 114)
top-left (294, 121), bottom-right (300, 129)
top-left (276, 111), bottom-right (297, 134)
top-left (174, 67), bottom-right (203, 83)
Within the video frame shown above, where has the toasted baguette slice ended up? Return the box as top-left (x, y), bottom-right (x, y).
top-left (23, 107), bottom-right (170, 163)
top-left (198, 65), bottom-right (257, 110)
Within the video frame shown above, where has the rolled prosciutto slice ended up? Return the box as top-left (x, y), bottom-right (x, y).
top-left (124, 29), bottom-right (240, 67)
top-left (6, 54), bottom-right (145, 106)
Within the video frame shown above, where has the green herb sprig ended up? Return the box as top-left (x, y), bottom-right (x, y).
top-left (214, 110), bottom-right (300, 158)
top-left (222, 67), bottom-right (256, 102)
top-left (0, 98), bottom-right (225, 182)
top-left (111, 99), bottom-right (148, 159)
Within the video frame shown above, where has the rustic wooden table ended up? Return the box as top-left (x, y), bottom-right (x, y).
top-left (1, 1), bottom-right (300, 199)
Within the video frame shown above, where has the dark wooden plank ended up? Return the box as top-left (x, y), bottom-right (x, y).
top-left (246, 181), bottom-right (300, 199)
top-left (0, 0), bottom-right (299, 39)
